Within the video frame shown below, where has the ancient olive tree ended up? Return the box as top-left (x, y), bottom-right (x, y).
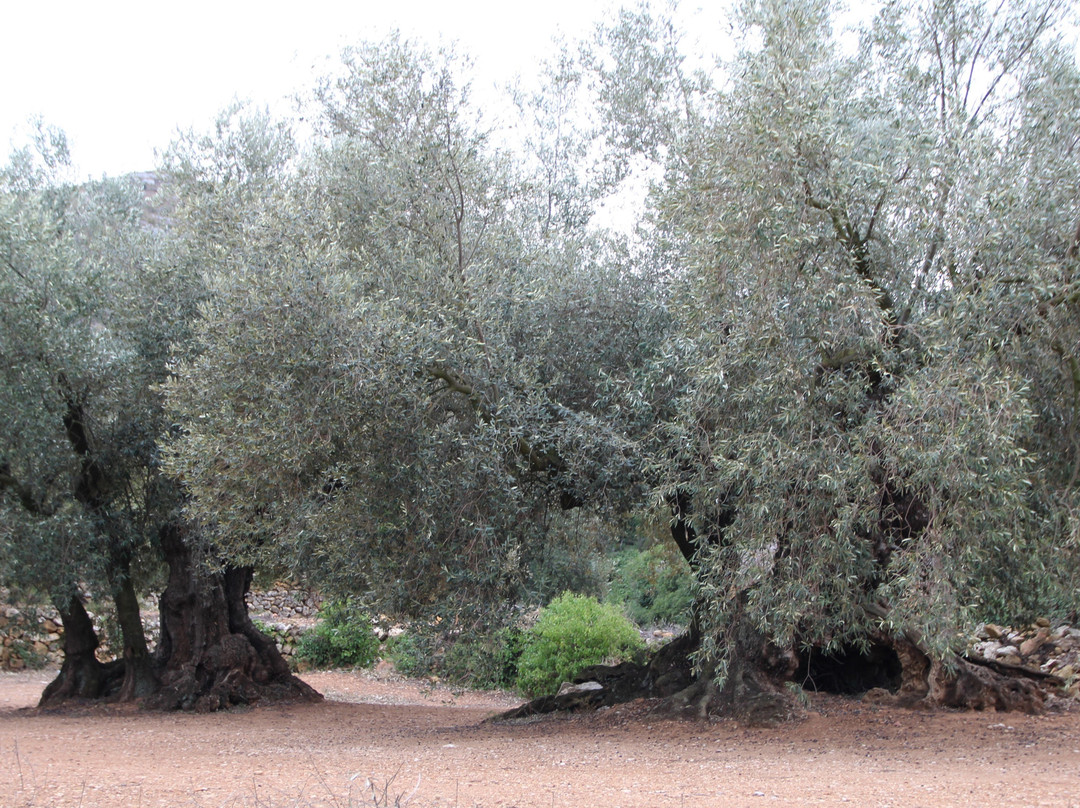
top-left (0, 125), bottom-right (317, 710)
top-left (161, 42), bottom-right (662, 626)
top-left (1, 130), bottom-right (181, 702)
top-left (608, 0), bottom-right (1080, 721)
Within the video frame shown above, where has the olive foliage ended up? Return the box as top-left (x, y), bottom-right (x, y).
top-left (7, 2), bottom-right (1077, 713)
top-left (602, 0), bottom-right (1080, 681)
top-left (161, 41), bottom-right (663, 618)
top-left (1, 128), bottom-right (192, 607)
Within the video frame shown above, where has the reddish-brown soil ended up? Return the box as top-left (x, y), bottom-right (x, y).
top-left (1, 668), bottom-right (1078, 808)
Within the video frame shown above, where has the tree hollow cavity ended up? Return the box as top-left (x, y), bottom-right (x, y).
top-left (796, 642), bottom-right (902, 695)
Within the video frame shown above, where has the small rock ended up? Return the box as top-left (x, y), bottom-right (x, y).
top-left (976, 641), bottom-right (1002, 658)
top-left (862, 688), bottom-right (896, 705)
top-left (996, 645), bottom-right (1021, 659)
top-left (984, 624), bottom-right (1005, 639)
top-left (557, 680), bottom-right (604, 696)
top-left (1035, 617), bottom-right (1051, 628)
top-left (1020, 631), bottom-right (1048, 656)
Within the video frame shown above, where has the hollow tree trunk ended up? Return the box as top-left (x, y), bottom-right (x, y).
top-left (40, 594), bottom-right (122, 706)
top-left (147, 523), bottom-right (320, 712)
top-left (498, 489), bottom-right (1060, 724)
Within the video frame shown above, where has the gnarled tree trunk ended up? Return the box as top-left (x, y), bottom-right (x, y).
top-left (147, 523), bottom-right (320, 712)
top-left (40, 594), bottom-right (122, 706)
top-left (495, 495), bottom-right (1062, 725)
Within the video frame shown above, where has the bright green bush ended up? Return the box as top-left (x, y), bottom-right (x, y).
top-left (608, 545), bottom-right (694, 626)
top-left (515, 592), bottom-right (644, 697)
top-left (295, 599), bottom-right (379, 669)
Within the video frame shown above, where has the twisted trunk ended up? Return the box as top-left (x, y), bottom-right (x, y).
top-left (111, 551), bottom-right (159, 701)
top-left (147, 523), bottom-right (320, 712)
top-left (495, 494), bottom-right (1059, 724)
top-left (39, 595), bottom-right (122, 706)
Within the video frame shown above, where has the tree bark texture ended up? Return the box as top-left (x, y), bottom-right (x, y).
top-left (110, 551), bottom-right (160, 701)
top-left (41, 525), bottom-right (321, 711)
top-left (146, 524), bottom-right (320, 711)
top-left (39, 595), bottom-right (122, 707)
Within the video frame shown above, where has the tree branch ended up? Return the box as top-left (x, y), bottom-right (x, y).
top-left (425, 364), bottom-right (571, 485)
top-left (804, 181), bottom-right (896, 321)
top-left (0, 461), bottom-right (51, 516)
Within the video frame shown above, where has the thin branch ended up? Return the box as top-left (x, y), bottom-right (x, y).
top-left (967, 0), bottom-right (1058, 130)
top-left (4, 256), bottom-right (31, 284)
top-left (963, 0), bottom-right (1009, 112)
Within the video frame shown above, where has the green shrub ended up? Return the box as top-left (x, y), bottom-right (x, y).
top-left (515, 592), bottom-right (644, 697)
top-left (295, 599), bottom-right (379, 669)
top-left (608, 545), bottom-right (694, 626)
top-left (384, 631), bottom-right (438, 678)
top-left (443, 626), bottom-right (523, 690)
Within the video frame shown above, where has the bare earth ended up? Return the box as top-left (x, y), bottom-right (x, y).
top-left (1, 669), bottom-right (1078, 808)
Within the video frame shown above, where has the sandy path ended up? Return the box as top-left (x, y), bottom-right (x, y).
top-left (1, 669), bottom-right (1078, 808)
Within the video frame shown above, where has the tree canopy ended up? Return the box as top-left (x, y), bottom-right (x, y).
top-left (2, 0), bottom-right (1077, 717)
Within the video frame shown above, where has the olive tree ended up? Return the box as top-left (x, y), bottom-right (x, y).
top-left (160, 41), bottom-right (663, 628)
top-left (608, 0), bottom-right (1080, 720)
top-left (0, 128), bottom-right (182, 701)
top-left (1, 123), bottom-right (317, 710)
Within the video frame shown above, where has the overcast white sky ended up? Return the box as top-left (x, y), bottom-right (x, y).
top-left (0, 0), bottom-right (727, 179)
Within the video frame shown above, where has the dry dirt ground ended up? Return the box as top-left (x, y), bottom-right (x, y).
top-left (1, 668), bottom-right (1078, 808)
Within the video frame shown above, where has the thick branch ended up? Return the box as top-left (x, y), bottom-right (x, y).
top-left (0, 461), bottom-right (50, 515)
top-left (426, 364), bottom-right (569, 480)
top-left (425, 364), bottom-right (492, 422)
top-left (804, 184), bottom-right (896, 321)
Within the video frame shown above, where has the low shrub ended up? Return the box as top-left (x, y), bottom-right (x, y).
top-left (608, 545), bottom-right (694, 626)
top-left (443, 625), bottom-right (523, 690)
top-left (384, 631), bottom-right (438, 678)
top-left (515, 592), bottom-right (644, 697)
top-left (9, 639), bottom-right (48, 670)
top-left (295, 599), bottom-right (379, 669)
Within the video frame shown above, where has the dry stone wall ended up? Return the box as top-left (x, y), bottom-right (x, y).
top-left (246, 585), bottom-right (322, 619)
top-left (0, 604), bottom-right (65, 670)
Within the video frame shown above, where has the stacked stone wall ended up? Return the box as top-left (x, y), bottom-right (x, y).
top-left (0, 604), bottom-right (65, 670)
top-left (246, 585), bottom-right (322, 618)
